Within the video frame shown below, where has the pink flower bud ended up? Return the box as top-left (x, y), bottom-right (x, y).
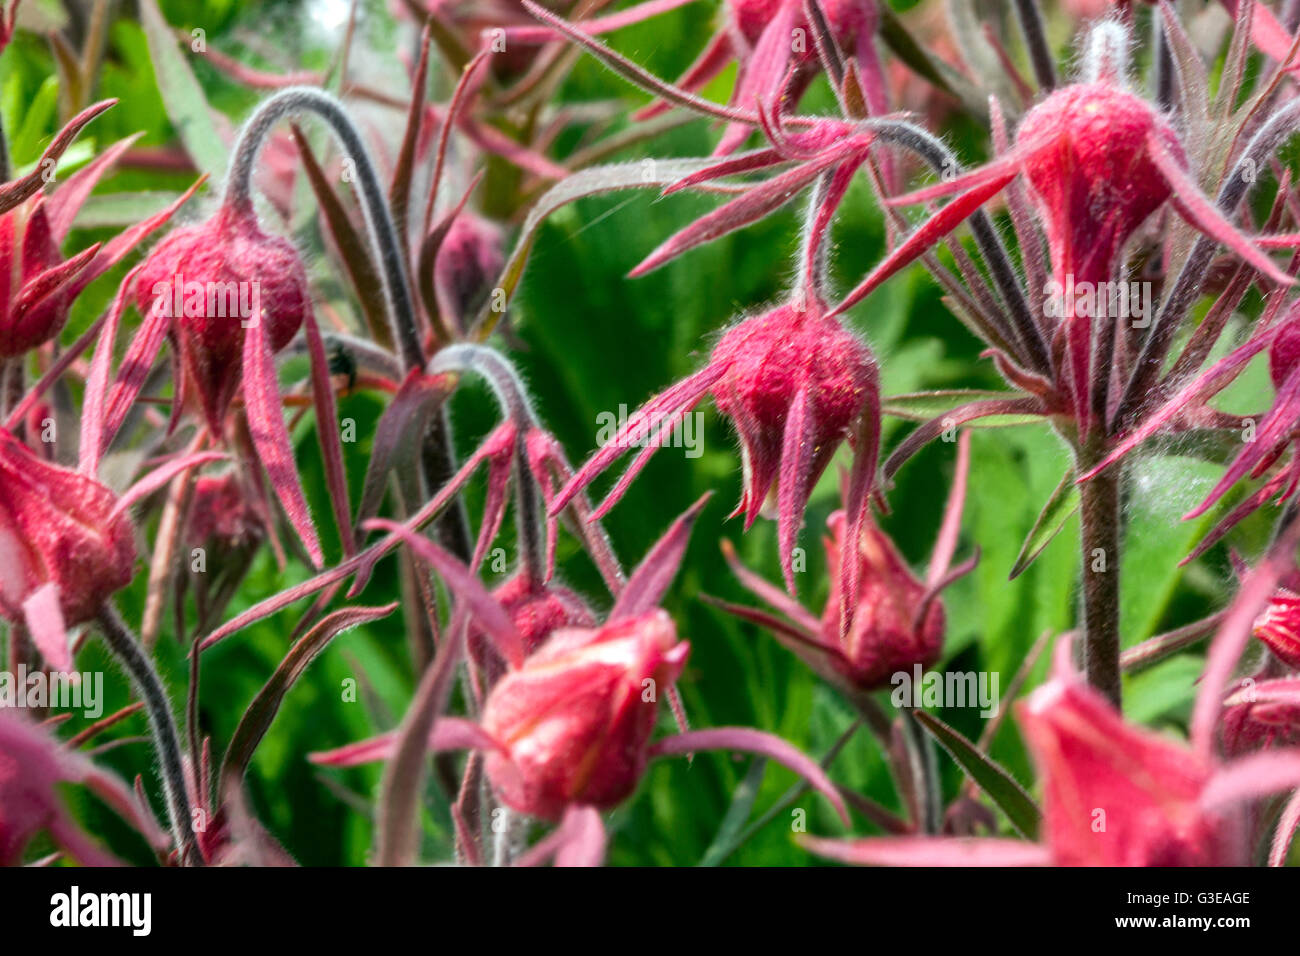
top-left (0, 428), bottom-right (135, 627)
top-left (1017, 81), bottom-right (1181, 283)
top-left (1222, 687), bottom-right (1300, 757)
top-left (480, 610), bottom-right (689, 820)
top-left (135, 201), bottom-right (311, 432)
top-left (1252, 586), bottom-right (1300, 669)
top-left (1268, 313), bottom-right (1300, 388)
top-left (818, 509), bottom-right (944, 690)
top-left (185, 471), bottom-right (266, 552)
top-left (434, 214), bottom-right (504, 325)
top-left (468, 571), bottom-right (595, 685)
top-left (709, 302), bottom-right (877, 526)
top-left (1019, 672), bottom-right (1241, 866)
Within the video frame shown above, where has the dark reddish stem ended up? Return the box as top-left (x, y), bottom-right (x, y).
top-left (1077, 434), bottom-right (1123, 709)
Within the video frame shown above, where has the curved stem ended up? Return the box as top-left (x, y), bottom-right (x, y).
top-left (97, 603), bottom-right (202, 865)
top-left (226, 86), bottom-right (472, 560)
top-left (429, 344), bottom-right (546, 581)
top-left (225, 87), bottom-right (423, 369)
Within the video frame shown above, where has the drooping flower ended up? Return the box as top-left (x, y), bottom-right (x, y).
top-left (92, 187), bottom-right (350, 569)
top-left (0, 426), bottom-right (219, 669)
top-left (856, 21), bottom-right (1292, 431)
top-left (554, 296), bottom-right (880, 591)
top-left (714, 431), bottom-right (973, 693)
top-left (1253, 583), bottom-right (1300, 669)
top-left (133, 199), bottom-right (312, 434)
top-left (0, 710), bottom-right (167, 866)
top-left (433, 212), bottom-right (504, 333)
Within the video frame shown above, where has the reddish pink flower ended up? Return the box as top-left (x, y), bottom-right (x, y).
top-left (818, 510), bottom-right (945, 689)
top-left (134, 199), bottom-right (311, 434)
top-left (0, 428), bottom-right (136, 656)
top-left (0, 104), bottom-right (198, 358)
top-left (716, 432), bottom-right (973, 693)
top-left (93, 191), bottom-right (348, 569)
top-left (186, 470), bottom-right (268, 552)
top-left (468, 570), bottom-right (595, 685)
top-left (870, 35), bottom-right (1291, 431)
top-left (802, 639), bottom-right (1300, 867)
top-left (1016, 666), bottom-right (1239, 866)
top-left (311, 501), bottom-right (849, 858)
top-left (0, 710), bottom-right (167, 866)
top-left (555, 297), bottom-right (880, 591)
top-left (1222, 676), bottom-right (1300, 757)
top-left (433, 212), bottom-right (504, 332)
top-left (1253, 586), bottom-right (1300, 669)
top-left (478, 610), bottom-right (689, 820)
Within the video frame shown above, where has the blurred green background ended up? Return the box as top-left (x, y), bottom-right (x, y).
top-left (1, 0), bottom-right (1275, 865)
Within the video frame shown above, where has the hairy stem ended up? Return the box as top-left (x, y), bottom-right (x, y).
top-left (97, 603), bottom-right (202, 865)
top-left (428, 343), bottom-right (547, 579)
top-left (1012, 0), bottom-right (1056, 92)
top-left (225, 86), bottom-right (472, 559)
top-left (870, 119), bottom-right (1050, 373)
top-left (1077, 437), bottom-right (1122, 708)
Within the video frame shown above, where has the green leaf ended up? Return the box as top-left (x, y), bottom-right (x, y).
top-left (139, 0), bottom-right (227, 181)
top-left (914, 709), bottom-right (1041, 841)
top-left (1010, 468), bottom-right (1080, 580)
top-left (219, 603), bottom-right (398, 795)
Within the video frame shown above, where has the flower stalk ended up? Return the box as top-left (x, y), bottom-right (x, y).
top-left (96, 603), bottom-right (201, 865)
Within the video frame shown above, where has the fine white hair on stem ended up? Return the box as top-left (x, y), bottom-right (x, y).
top-left (1081, 18), bottom-right (1132, 86)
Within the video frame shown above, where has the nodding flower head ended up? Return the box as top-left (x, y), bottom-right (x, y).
top-left (554, 297), bottom-right (878, 593)
top-left (468, 571), bottom-right (595, 685)
top-left (820, 509), bottom-right (944, 689)
top-left (135, 200), bottom-right (311, 433)
top-left (0, 428), bottom-right (135, 629)
top-left (479, 610), bottom-right (689, 821)
top-left (1016, 80), bottom-right (1181, 282)
top-left (710, 302), bottom-right (878, 553)
top-left (435, 214), bottom-right (504, 328)
top-left (727, 0), bottom-right (873, 59)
